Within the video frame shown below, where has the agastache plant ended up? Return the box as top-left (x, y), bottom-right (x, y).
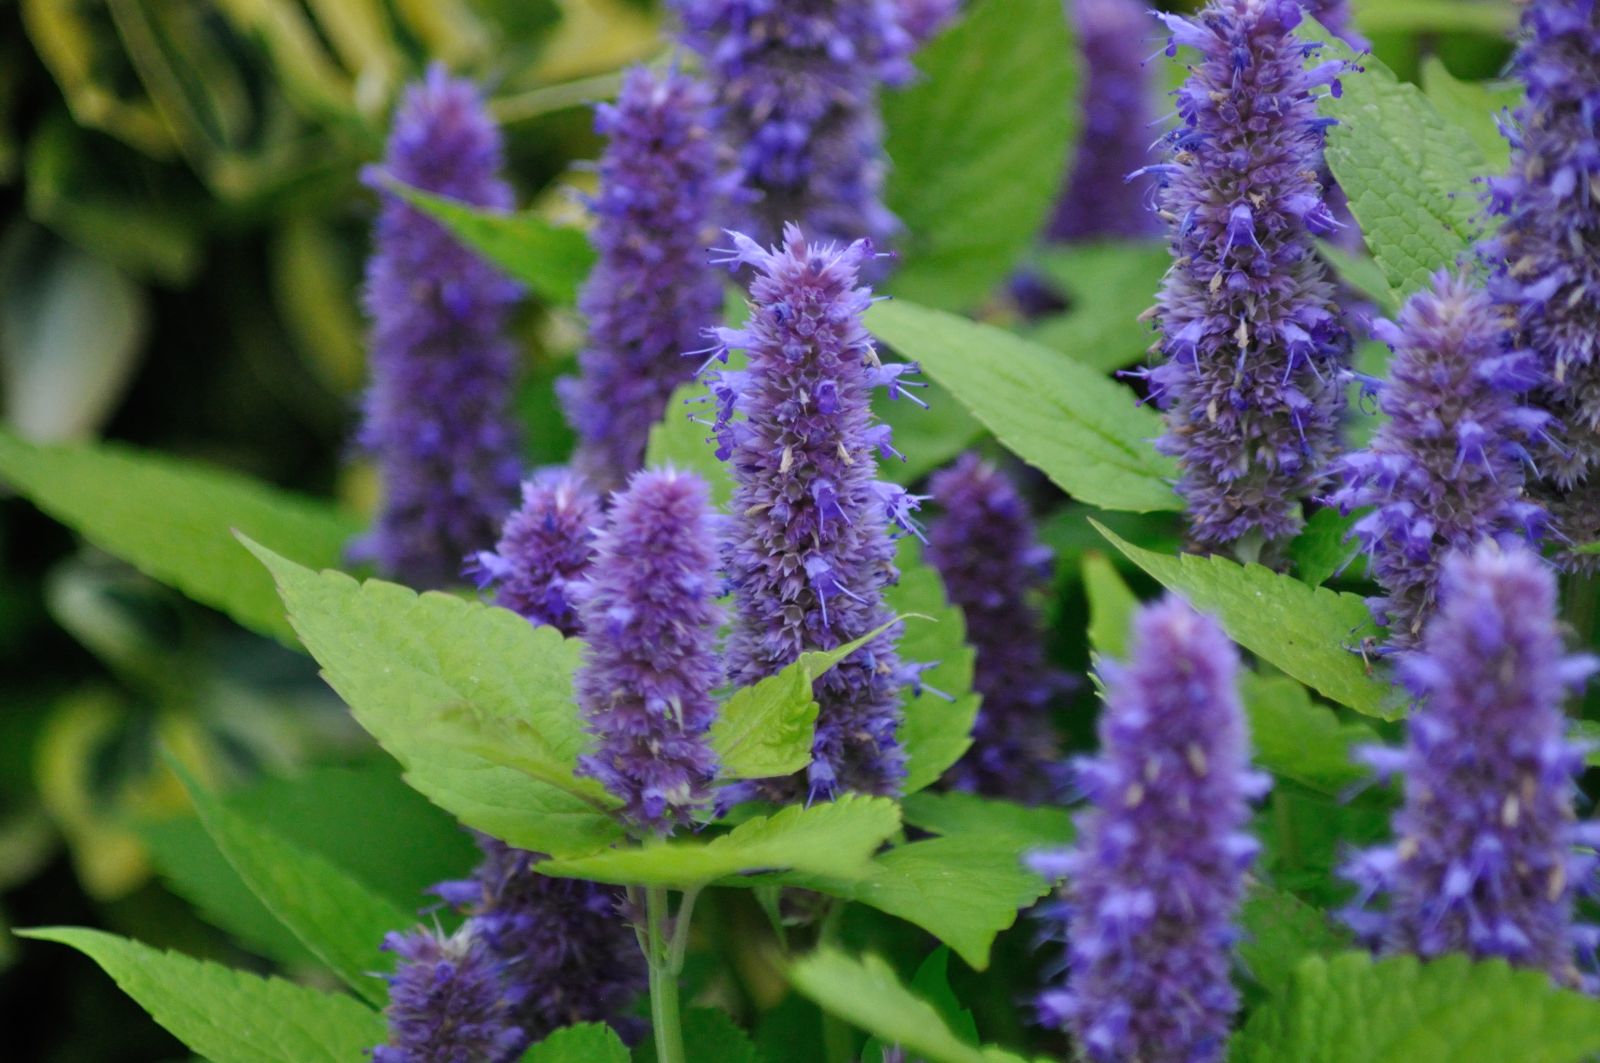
top-left (1032, 596), bottom-right (1265, 1063)
top-left (1329, 273), bottom-right (1548, 650)
top-left (466, 469), bottom-right (600, 634)
top-left (357, 65), bottom-right (524, 587)
top-left (1341, 543), bottom-right (1600, 989)
top-left (709, 225), bottom-right (924, 801)
top-left (559, 66), bottom-right (726, 493)
top-left (926, 454), bottom-right (1066, 804)
top-left (1142, 0), bottom-right (1351, 558)
top-left (1487, 0), bottom-right (1600, 571)
top-left (672, 0), bottom-right (914, 248)
top-left (374, 926), bottom-right (526, 1063)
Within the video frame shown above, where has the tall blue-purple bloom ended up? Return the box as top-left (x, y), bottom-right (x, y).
top-left (1487, 0), bottom-right (1600, 571)
top-left (467, 469), bottom-right (600, 635)
top-left (358, 65), bottom-right (523, 587)
top-left (1144, 0), bottom-right (1350, 557)
top-left (672, 0), bottom-right (914, 248)
top-left (1329, 273), bottom-right (1547, 649)
top-left (1340, 543), bottom-right (1599, 989)
top-left (710, 226), bottom-right (924, 801)
top-left (559, 67), bottom-right (726, 493)
top-left (1033, 596), bottom-right (1264, 1062)
top-left (927, 454), bottom-right (1066, 804)
top-left (374, 926), bottom-right (525, 1063)
top-left (575, 468), bottom-right (722, 834)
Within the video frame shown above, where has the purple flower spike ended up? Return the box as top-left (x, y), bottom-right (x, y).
top-left (559, 66), bottom-right (726, 493)
top-left (671, 0), bottom-right (914, 248)
top-left (1329, 273), bottom-right (1547, 649)
top-left (1340, 543), bottom-right (1599, 990)
top-left (1146, 0), bottom-right (1351, 557)
top-left (575, 468), bottom-right (723, 834)
top-left (466, 469), bottom-right (600, 637)
top-left (927, 454), bottom-right (1068, 804)
top-left (1486, 0), bottom-right (1600, 572)
top-left (373, 925), bottom-right (525, 1063)
top-left (357, 65), bottom-right (524, 588)
top-left (1037, 596), bottom-right (1264, 1062)
top-left (711, 226), bottom-right (921, 801)
top-left (1050, 0), bottom-right (1162, 242)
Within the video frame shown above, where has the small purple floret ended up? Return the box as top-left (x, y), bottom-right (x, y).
top-left (373, 925), bottom-right (525, 1063)
top-left (466, 469), bottom-right (600, 636)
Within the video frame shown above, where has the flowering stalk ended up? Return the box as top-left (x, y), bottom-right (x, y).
top-left (466, 468), bottom-right (600, 635)
top-left (357, 65), bottom-right (524, 587)
top-left (1032, 596), bottom-right (1264, 1062)
top-left (709, 226), bottom-right (925, 801)
top-left (559, 66), bottom-right (726, 493)
top-left (1486, 0), bottom-right (1600, 571)
top-left (926, 454), bottom-right (1067, 803)
top-left (1330, 273), bottom-right (1547, 649)
top-left (373, 926), bottom-right (525, 1063)
top-left (1340, 543), bottom-right (1599, 989)
top-left (1143, 0), bottom-right (1351, 557)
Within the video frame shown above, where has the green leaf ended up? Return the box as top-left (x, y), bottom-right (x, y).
top-left (1316, 241), bottom-right (1400, 317)
top-left (537, 795), bottom-right (901, 888)
top-left (245, 539), bottom-right (624, 856)
top-left (525, 1023), bottom-right (631, 1063)
top-left (900, 790), bottom-right (1072, 851)
top-left (636, 1009), bottom-right (760, 1063)
top-left (1230, 953), bottom-right (1600, 1063)
top-left (1243, 673), bottom-right (1378, 796)
top-left (181, 773), bottom-right (412, 1006)
top-left (1082, 551), bottom-right (1140, 659)
top-left (1028, 242), bottom-right (1169, 373)
top-left (866, 949), bottom-right (980, 1061)
top-left (643, 381), bottom-right (732, 509)
top-left (1419, 58), bottom-right (1522, 177)
top-left (1289, 507), bottom-right (1362, 587)
top-left (1350, 0), bottom-right (1517, 36)
top-left (788, 949), bottom-right (1037, 1063)
top-left (1237, 882), bottom-right (1351, 999)
top-left (891, 540), bottom-right (982, 794)
top-left (17, 927), bottom-right (385, 1062)
top-left (385, 181), bottom-right (595, 304)
top-left (1092, 521), bottom-right (1394, 719)
top-left (884, 0), bottom-right (1077, 309)
top-left (867, 300), bottom-right (1179, 513)
top-left (0, 429), bottom-right (360, 644)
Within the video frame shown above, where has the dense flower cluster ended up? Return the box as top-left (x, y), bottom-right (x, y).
top-left (1143, 0), bottom-right (1351, 555)
top-left (1487, 0), bottom-right (1600, 571)
top-left (1050, 0), bottom-right (1161, 242)
top-left (357, 65), bottom-right (523, 587)
top-left (710, 226), bottom-right (924, 801)
top-left (1034, 597), bottom-right (1264, 1063)
top-left (374, 926), bottom-right (525, 1063)
top-left (926, 454), bottom-right (1066, 803)
top-left (575, 468), bottom-right (723, 833)
top-left (672, 0), bottom-right (913, 248)
top-left (466, 469), bottom-right (600, 635)
top-left (1329, 273), bottom-right (1547, 649)
top-left (559, 67), bottom-right (726, 493)
top-left (1341, 544), bottom-right (1599, 989)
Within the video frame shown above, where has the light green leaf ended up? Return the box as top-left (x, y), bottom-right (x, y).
top-left (1243, 673), bottom-right (1378, 795)
top-left (1028, 242), bottom-right (1168, 373)
top-left (385, 181), bottom-right (595, 304)
top-left (643, 381), bottom-right (731, 508)
top-left (182, 774), bottom-right (412, 1006)
top-left (0, 429), bottom-right (360, 644)
top-left (884, 0), bottom-right (1077, 309)
top-left (891, 540), bottom-right (981, 794)
top-left (1237, 882), bottom-right (1352, 1000)
top-left (789, 949), bottom-right (1038, 1063)
top-left (1419, 58), bottom-right (1522, 177)
top-left (525, 1023), bottom-right (631, 1063)
top-left (17, 927), bottom-right (384, 1062)
top-left (1230, 952), bottom-right (1600, 1063)
top-left (1082, 551), bottom-right (1141, 659)
top-left (1092, 521), bottom-right (1394, 719)
top-left (537, 795), bottom-right (901, 888)
top-left (245, 539), bottom-right (623, 856)
top-left (867, 300), bottom-right (1179, 513)
top-left (1350, 0), bottom-right (1517, 36)
top-left (900, 790), bottom-right (1072, 851)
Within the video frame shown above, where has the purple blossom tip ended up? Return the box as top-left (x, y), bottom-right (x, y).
top-left (465, 468), bottom-right (601, 637)
top-left (374, 925), bottom-right (525, 1063)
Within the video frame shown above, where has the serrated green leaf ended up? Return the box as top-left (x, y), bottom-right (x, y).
top-left (525, 1022), bottom-right (631, 1063)
top-left (1028, 242), bottom-right (1169, 373)
top-left (245, 539), bottom-right (623, 856)
top-left (635, 1009), bottom-right (760, 1063)
top-left (1237, 882), bottom-right (1351, 999)
top-left (643, 381), bottom-right (732, 508)
top-left (1230, 952), bottom-right (1600, 1063)
top-left (884, 0), bottom-right (1077, 309)
top-left (0, 428), bottom-right (360, 644)
top-left (1243, 673), bottom-right (1377, 795)
top-left (789, 949), bottom-right (1038, 1063)
top-left (1419, 58), bottom-right (1521, 176)
top-left (17, 927), bottom-right (384, 1062)
top-left (891, 540), bottom-right (981, 794)
top-left (385, 181), bottom-right (595, 304)
top-left (869, 299), bottom-right (1178, 513)
top-left (1092, 520), bottom-right (1394, 718)
top-left (1289, 507), bottom-right (1362, 587)
top-left (537, 795), bottom-right (901, 888)
top-left (900, 790), bottom-right (1072, 851)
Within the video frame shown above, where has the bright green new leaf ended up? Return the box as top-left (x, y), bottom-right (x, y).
top-left (537, 795), bottom-right (901, 888)
top-left (884, 0), bottom-right (1077, 309)
top-left (1230, 952), bottom-right (1600, 1062)
top-left (1092, 521), bottom-right (1394, 719)
top-left (17, 927), bottom-right (384, 1062)
top-left (0, 428), bottom-right (360, 644)
top-left (525, 1023), bottom-right (631, 1063)
top-left (1243, 673), bottom-right (1378, 795)
top-left (643, 381), bottom-right (731, 508)
top-left (868, 300), bottom-right (1178, 513)
top-left (1419, 58), bottom-right (1522, 176)
top-left (1029, 241), bottom-right (1168, 373)
top-left (899, 790), bottom-right (1072, 851)
top-left (1237, 882), bottom-right (1351, 1000)
top-left (246, 540), bottom-right (623, 856)
top-left (891, 540), bottom-right (982, 795)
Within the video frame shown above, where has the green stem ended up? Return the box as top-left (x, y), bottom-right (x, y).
top-left (647, 886), bottom-right (687, 1063)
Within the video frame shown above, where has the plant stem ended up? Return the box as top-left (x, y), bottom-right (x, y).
top-left (646, 886), bottom-right (687, 1063)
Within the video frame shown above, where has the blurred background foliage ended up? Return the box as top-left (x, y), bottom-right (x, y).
top-left (0, 0), bottom-right (1518, 1057)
